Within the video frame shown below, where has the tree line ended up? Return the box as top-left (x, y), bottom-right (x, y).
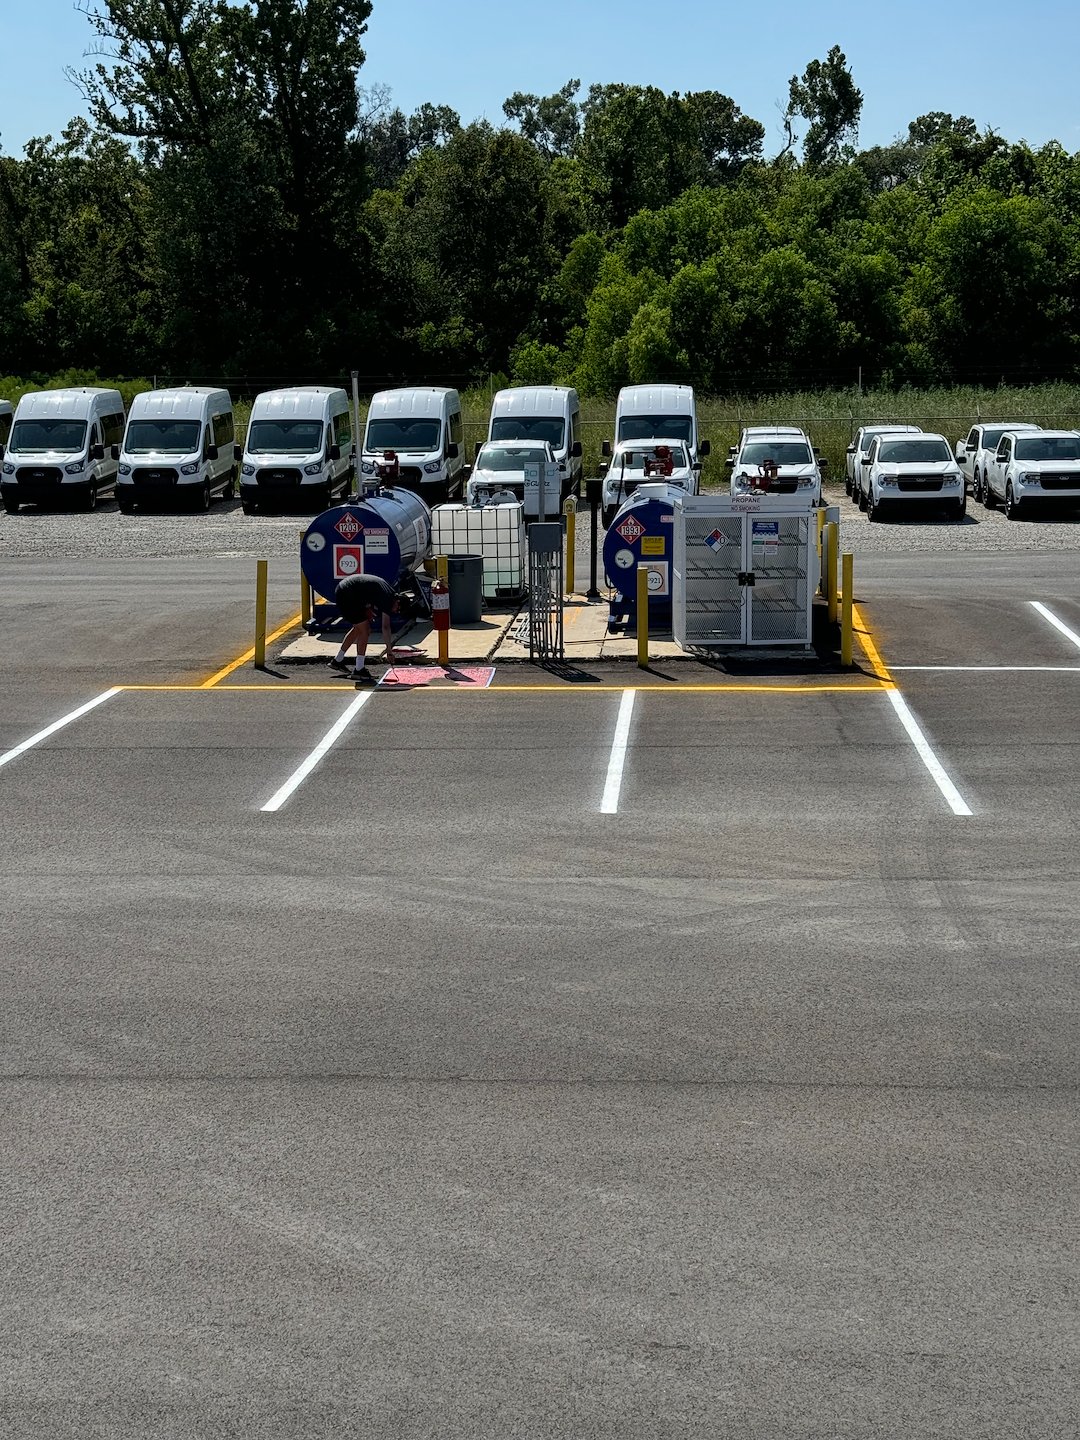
top-left (1, 1), bottom-right (1078, 396)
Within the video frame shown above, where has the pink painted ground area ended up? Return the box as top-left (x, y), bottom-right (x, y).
top-left (379, 666), bottom-right (495, 689)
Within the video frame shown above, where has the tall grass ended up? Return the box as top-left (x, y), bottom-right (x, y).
top-left (5, 373), bottom-right (1078, 493)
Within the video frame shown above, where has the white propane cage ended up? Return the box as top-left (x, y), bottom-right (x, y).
top-left (672, 494), bottom-right (820, 649)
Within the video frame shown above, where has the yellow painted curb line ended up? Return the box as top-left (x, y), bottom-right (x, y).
top-left (200, 612), bottom-right (303, 688)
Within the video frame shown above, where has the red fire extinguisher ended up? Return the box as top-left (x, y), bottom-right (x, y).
top-left (431, 576), bottom-right (450, 631)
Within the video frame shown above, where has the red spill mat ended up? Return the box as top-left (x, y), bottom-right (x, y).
top-left (379, 666), bottom-right (495, 689)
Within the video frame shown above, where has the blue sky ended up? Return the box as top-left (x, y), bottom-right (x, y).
top-left (3, 0), bottom-right (1079, 157)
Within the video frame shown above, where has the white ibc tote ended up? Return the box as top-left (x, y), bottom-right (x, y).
top-left (430, 499), bottom-right (527, 599)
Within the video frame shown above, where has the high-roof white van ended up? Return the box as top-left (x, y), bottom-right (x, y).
top-left (486, 386), bottom-right (582, 497)
top-left (117, 387), bottom-right (235, 513)
top-left (0, 401), bottom-right (12, 457)
top-left (606, 384), bottom-right (709, 464)
top-left (239, 387), bottom-right (353, 513)
top-left (1, 387), bottom-right (125, 513)
top-left (361, 387), bottom-right (464, 502)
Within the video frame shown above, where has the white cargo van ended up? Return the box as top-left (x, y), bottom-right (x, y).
top-left (486, 386), bottom-right (582, 497)
top-left (361, 387), bottom-right (464, 502)
top-left (1, 387), bottom-right (125, 513)
top-left (605, 384), bottom-right (709, 464)
top-left (117, 387), bottom-right (236, 512)
top-left (0, 400), bottom-right (13, 450)
top-left (239, 387), bottom-right (353, 513)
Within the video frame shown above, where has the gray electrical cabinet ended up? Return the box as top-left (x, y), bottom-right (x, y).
top-left (672, 495), bottom-right (819, 649)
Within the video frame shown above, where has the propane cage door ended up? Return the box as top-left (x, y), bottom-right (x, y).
top-left (747, 514), bottom-right (813, 646)
top-left (673, 510), bottom-right (745, 646)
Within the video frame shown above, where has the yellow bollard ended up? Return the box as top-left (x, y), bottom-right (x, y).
top-left (565, 506), bottom-right (576, 595)
top-left (816, 506), bottom-right (826, 556)
top-left (637, 565), bottom-right (649, 668)
top-left (436, 553), bottom-right (450, 668)
top-left (300, 565), bottom-right (311, 628)
top-left (825, 521), bottom-right (839, 624)
top-left (254, 558), bottom-right (268, 669)
top-left (841, 552), bottom-right (853, 667)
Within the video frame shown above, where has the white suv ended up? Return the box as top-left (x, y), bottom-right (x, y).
top-left (862, 432), bottom-right (965, 521)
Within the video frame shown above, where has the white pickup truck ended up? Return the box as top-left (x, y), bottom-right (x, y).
top-left (954, 422), bottom-right (1040, 502)
top-left (983, 430), bottom-right (1080, 520)
top-left (846, 425), bottom-right (921, 501)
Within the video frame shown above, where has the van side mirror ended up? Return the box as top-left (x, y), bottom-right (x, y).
top-left (110, 444), bottom-right (120, 461)
top-left (447, 442), bottom-right (459, 460)
top-left (233, 443), bottom-right (243, 463)
top-left (698, 439), bottom-right (711, 457)
top-left (601, 440), bottom-right (611, 457)
top-left (207, 444), bottom-right (219, 461)
top-left (570, 440), bottom-right (582, 458)
top-left (89, 443), bottom-right (104, 461)
top-left (328, 444), bottom-right (341, 461)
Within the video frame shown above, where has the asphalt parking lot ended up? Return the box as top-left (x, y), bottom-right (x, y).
top-left (2, 534), bottom-right (1079, 1438)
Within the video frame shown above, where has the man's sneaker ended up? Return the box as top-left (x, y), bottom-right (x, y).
top-left (328, 656), bottom-right (350, 671)
top-left (354, 667), bottom-right (376, 686)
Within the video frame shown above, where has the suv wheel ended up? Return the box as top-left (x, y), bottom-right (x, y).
top-left (1005, 482), bottom-right (1023, 521)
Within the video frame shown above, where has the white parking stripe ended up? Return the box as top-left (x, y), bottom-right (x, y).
top-left (1030, 601), bottom-right (1080, 653)
top-left (891, 665), bottom-right (1080, 672)
top-left (0, 688), bottom-right (122, 770)
top-left (261, 691), bottom-right (373, 813)
top-left (600, 689), bottom-right (636, 814)
top-left (886, 689), bottom-right (972, 816)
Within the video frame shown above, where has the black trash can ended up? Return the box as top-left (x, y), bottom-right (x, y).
top-left (448, 554), bottom-right (484, 624)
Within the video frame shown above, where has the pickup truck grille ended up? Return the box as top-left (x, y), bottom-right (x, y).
top-left (897, 475), bottom-right (943, 493)
top-left (1038, 474), bottom-right (1080, 491)
top-left (132, 467), bottom-right (178, 486)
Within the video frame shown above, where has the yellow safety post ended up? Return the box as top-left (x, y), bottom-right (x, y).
top-left (825, 521), bottom-right (839, 624)
top-left (816, 506), bottom-right (826, 556)
top-left (637, 565), bottom-right (650, 668)
top-left (254, 558), bottom-right (268, 669)
top-left (564, 496), bottom-right (577, 595)
top-left (841, 552), bottom-right (853, 667)
top-left (436, 553), bottom-right (450, 668)
top-left (300, 565), bottom-right (311, 628)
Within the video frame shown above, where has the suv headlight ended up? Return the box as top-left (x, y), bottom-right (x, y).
top-left (423, 461), bottom-right (442, 474)
top-left (65, 460), bottom-right (86, 474)
top-left (180, 462), bottom-right (200, 475)
top-left (797, 476), bottom-right (814, 487)
top-left (1019, 471), bottom-right (1041, 484)
top-left (879, 477), bottom-right (898, 488)
top-left (303, 462), bottom-right (324, 475)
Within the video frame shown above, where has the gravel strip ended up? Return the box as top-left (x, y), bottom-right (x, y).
top-left (3, 489), bottom-right (1080, 562)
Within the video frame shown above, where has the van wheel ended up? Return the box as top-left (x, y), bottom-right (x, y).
top-left (117, 492), bottom-right (135, 514)
top-left (192, 483), bottom-right (210, 512)
top-left (241, 498), bottom-right (257, 516)
top-left (219, 472), bottom-right (235, 500)
top-left (2, 493), bottom-right (20, 514)
top-left (83, 485), bottom-right (98, 512)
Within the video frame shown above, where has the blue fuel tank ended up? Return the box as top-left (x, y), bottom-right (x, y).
top-left (602, 483), bottom-right (684, 634)
top-left (301, 487), bottom-right (432, 598)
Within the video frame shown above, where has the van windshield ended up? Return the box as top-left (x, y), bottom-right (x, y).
top-left (741, 442), bottom-right (812, 465)
top-left (477, 445), bottom-right (544, 473)
top-left (247, 420), bottom-right (324, 455)
top-left (11, 419), bottom-right (87, 454)
top-left (125, 420), bottom-right (201, 455)
top-left (619, 415), bottom-right (693, 444)
top-left (366, 419), bottom-right (441, 451)
top-left (490, 417), bottom-right (565, 447)
top-left (1015, 436), bottom-right (1080, 461)
top-left (877, 439), bottom-right (953, 463)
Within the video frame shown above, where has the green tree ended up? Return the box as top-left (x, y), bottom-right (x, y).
top-left (783, 46), bottom-right (863, 169)
top-left (503, 81), bottom-right (582, 159)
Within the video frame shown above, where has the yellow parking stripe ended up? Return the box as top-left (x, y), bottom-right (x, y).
top-left (850, 602), bottom-right (893, 684)
top-left (200, 613), bottom-right (303, 688)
